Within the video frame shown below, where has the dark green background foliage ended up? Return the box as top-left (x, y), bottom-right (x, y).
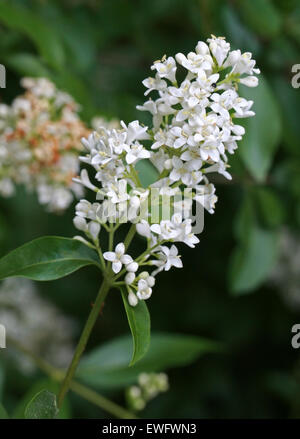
top-left (0, 0), bottom-right (300, 418)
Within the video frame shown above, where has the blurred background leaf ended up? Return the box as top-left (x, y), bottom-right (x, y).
top-left (76, 332), bottom-right (219, 389)
top-left (0, 0), bottom-right (300, 419)
top-left (238, 76), bottom-right (282, 182)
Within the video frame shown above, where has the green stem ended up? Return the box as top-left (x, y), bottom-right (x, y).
top-left (57, 278), bottom-right (111, 408)
top-left (7, 336), bottom-right (137, 419)
top-left (7, 336), bottom-right (63, 382)
top-left (69, 381), bottom-right (137, 419)
top-left (109, 227), bottom-right (115, 251)
top-left (124, 223), bottom-right (136, 251)
top-left (95, 242), bottom-right (106, 270)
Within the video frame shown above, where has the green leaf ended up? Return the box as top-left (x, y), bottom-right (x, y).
top-left (135, 160), bottom-right (159, 188)
top-left (222, 5), bottom-right (261, 54)
top-left (0, 2), bottom-right (65, 69)
top-left (5, 53), bottom-right (51, 78)
top-left (0, 237), bottom-right (100, 281)
top-left (238, 75), bottom-right (282, 182)
top-left (121, 287), bottom-right (150, 365)
top-left (76, 332), bottom-right (219, 389)
top-left (13, 379), bottom-right (70, 419)
top-left (0, 403), bottom-right (8, 419)
top-left (229, 225), bottom-right (280, 295)
top-left (254, 187), bottom-right (285, 228)
top-left (233, 192), bottom-right (256, 243)
top-left (238, 0), bottom-right (282, 38)
top-left (25, 390), bottom-right (58, 419)
top-left (271, 76), bottom-right (300, 155)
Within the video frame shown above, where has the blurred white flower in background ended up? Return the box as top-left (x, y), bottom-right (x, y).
top-left (269, 229), bottom-right (300, 310)
top-left (0, 278), bottom-right (76, 373)
top-left (0, 77), bottom-right (90, 212)
top-left (126, 372), bottom-right (169, 411)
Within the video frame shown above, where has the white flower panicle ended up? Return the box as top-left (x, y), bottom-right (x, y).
top-left (0, 77), bottom-right (90, 212)
top-left (73, 36), bottom-right (259, 306)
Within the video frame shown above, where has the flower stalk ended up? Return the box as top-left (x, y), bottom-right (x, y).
top-left (7, 335), bottom-right (137, 419)
top-left (57, 278), bottom-right (111, 408)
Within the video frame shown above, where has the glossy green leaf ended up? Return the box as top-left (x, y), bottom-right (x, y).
top-left (25, 390), bottom-right (58, 419)
top-left (0, 2), bottom-right (65, 69)
top-left (135, 159), bottom-right (159, 188)
top-left (76, 332), bottom-right (219, 389)
top-left (229, 225), bottom-right (280, 295)
top-left (238, 76), bottom-right (282, 182)
top-left (121, 287), bottom-right (151, 365)
top-left (0, 237), bottom-right (100, 281)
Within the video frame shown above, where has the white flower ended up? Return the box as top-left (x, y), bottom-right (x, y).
top-left (121, 120), bottom-right (150, 144)
top-left (194, 183), bottom-right (218, 214)
top-left (142, 76), bottom-right (167, 95)
top-left (207, 35), bottom-right (230, 67)
top-left (175, 51), bottom-right (213, 74)
top-left (136, 220), bottom-right (152, 239)
top-left (137, 279), bottom-right (152, 300)
top-left (223, 50), bottom-right (260, 75)
top-left (151, 245), bottom-right (183, 274)
top-left (169, 157), bottom-right (202, 186)
top-left (103, 243), bottom-right (133, 273)
top-left (106, 179), bottom-right (129, 204)
top-left (0, 178), bottom-right (15, 197)
top-left (139, 271), bottom-right (156, 287)
top-left (180, 146), bottom-right (203, 170)
top-left (205, 160), bottom-right (232, 180)
top-left (151, 220), bottom-right (179, 240)
top-left (125, 142), bottom-right (150, 165)
top-left (151, 56), bottom-right (177, 83)
top-left (73, 169), bottom-right (98, 192)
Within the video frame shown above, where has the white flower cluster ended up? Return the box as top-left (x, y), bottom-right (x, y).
top-left (0, 78), bottom-right (90, 211)
top-left (0, 278), bottom-right (75, 373)
top-left (127, 372), bottom-right (169, 411)
top-left (73, 36), bottom-right (259, 306)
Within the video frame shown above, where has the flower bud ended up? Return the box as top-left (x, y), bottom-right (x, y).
top-left (127, 261), bottom-right (139, 272)
top-left (147, 276), bottom-right (155, 287)
top-left (128, 290), bottom-right (138, 307)
top-left (125, 272), bottom-right (135, 285)
top-left (73, 216), bottom-right (87, 232)
top-left (88, 221), bottom-right (100, 240)
top-left (239, 76), bottom-right (259, 87)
